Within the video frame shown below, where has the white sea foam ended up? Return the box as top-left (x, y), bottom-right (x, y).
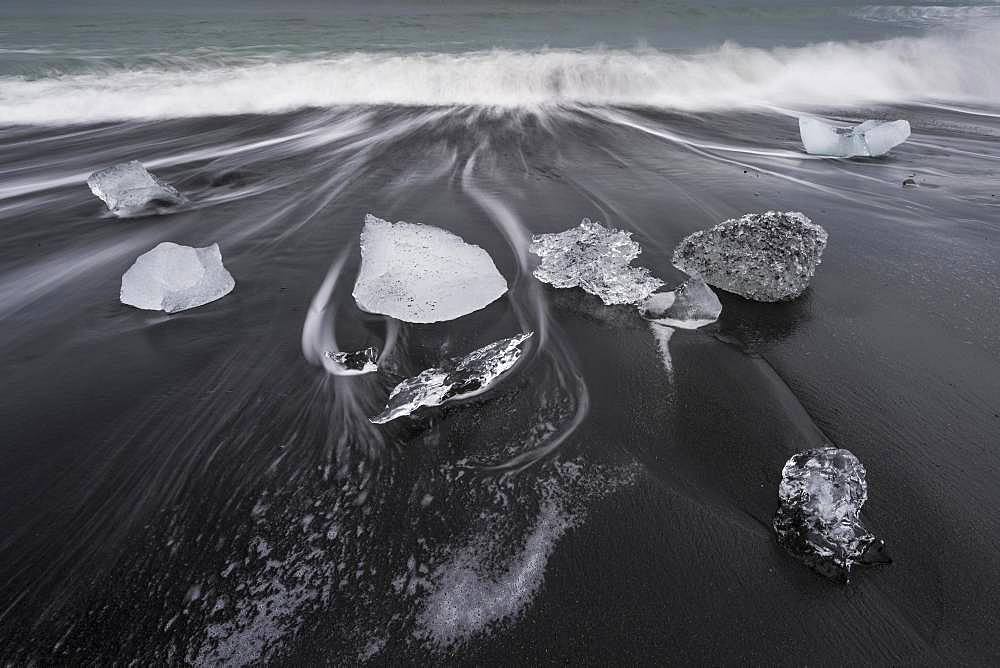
top-left (416, 499), bottom-right (571, 647)
top-left (2, 28), bottom-right (1000, 124)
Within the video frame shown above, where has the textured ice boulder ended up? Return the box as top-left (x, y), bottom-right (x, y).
top-left (529, 219), bottom-right (664, 305)
top-left (352, 214), bottom-right (508, 323)
top-left (639, 273), bottom-right (722, 329)
top-left (773, 447), bottom-right (890, 580)
top-left (672, 211), bottom-right (827, 302)
top-left (799, 118), bottom-right (910, 157)
top-left (371, 333), bottom-right (532, 424)
top-left (87, 161), bottom-right (186, 217)
top-left (120, 242), bottom-right (235, 313)
top-left (325, 347), bottom-right (378, 375)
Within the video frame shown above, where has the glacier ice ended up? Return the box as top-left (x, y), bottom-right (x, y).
top-left (325, 347), bottom-right (378, 375)
top-left (120, 242), bottom-right (235, 313)
top-left (370, 333), bottom-right (532, 424)
top-left (773, 447), bottom-right (890, 580)
top-left (639, 273), bottom-right (721, 330)
top-left (352, 214), bottom-right (508, 324)
top-left (87, 160), bottom-right (187, 217)
top-left (529, 219), bottom-right (664, 305)
top-left (799, 117), bottom-right (910, 157)
top-left (672, 211), bottom-right (827, 302)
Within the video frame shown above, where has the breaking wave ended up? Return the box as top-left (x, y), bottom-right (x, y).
top-left (1, 27), bottom-right (999, 124)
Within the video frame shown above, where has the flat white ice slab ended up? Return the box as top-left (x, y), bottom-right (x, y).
top-left (352, 214), bottom-right (508, 323)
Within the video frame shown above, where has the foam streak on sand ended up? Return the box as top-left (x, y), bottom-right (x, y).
top-left (416, 499), bottom-right (569, 646)
top-left (2, 29), bottom-right (1000, 123)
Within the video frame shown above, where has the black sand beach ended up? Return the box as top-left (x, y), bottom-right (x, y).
top-left (1, 102), bottom-right (998, 662)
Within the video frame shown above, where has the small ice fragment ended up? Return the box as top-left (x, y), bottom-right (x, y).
top-left (352, 214), bottom-right (508, 323)
top-left (370, 333), bottom-right (532, 424)
top-left (120, 242), bottom-right (235, 313)
top-left (799, 117), bottom-right (910, 157)
top-left (773, 447), bottom-right (890, 580)
top-left (672, 211), bottom-right (827, 302)
top-left (639, 273), bottom-right (721, 329)
top-left (87, 160), bottom-right (187, 217)
top-left (325, 347), bottom-right (378, 375)
top-left (529, 219), bottom-right (664, 305)
top-left (184, 584), bottom-right (202, 604)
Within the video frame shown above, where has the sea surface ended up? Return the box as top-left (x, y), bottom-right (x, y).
top-left (1, 1), bottom-right (999, 664)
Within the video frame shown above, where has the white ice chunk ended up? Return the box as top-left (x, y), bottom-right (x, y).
top-left (87, 160), bottom-right (186, 217)
top-left (799, 117), bottom-right (910, 157)
top-left (639, 273), bottom-right (721, 329)
top-left (352, 214), bottom-right (508, 324)
top-left (324, 347), bottom-right (378, 376)
top-left (371, 333), bottom-right (531, 424)
top-left (529, 219), bottom-right (664, 305)
top-left (120, 242), bottom-right (235, 313)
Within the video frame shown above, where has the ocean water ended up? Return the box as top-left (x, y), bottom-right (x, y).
top-left (1, 2), bottom-right (999, 664)
top-left (1, 1), bottom-right (1000, 122)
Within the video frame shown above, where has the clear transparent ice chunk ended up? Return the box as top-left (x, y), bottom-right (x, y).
top-left (639, 273), bottom-right (721, 329)
top-left (773, 447), bottom-right (889, 580)
top-left (529, 218), bottom-right (664, 305)
top-left (87, 160), bottom-right (186, 217)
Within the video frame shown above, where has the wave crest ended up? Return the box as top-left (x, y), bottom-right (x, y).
top-left (2, 28), bottom-right (999, 124)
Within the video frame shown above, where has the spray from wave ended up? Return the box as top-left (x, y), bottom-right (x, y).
top-left (1, 27), bottom-right (999, 124)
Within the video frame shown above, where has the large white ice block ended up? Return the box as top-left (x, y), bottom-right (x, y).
top-left (120, 242), bottom-right (235, 313)
top-left (352, 214), bottom-right (508, 323)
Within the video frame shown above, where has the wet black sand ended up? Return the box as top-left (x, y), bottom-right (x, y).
top-left (1, 105), bottom-right (998, 663)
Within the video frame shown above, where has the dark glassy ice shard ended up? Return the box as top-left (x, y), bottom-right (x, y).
top-left (371, 333), bottom-right (532, 424)
top-left (773, 447), bottom-right (890, 580)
